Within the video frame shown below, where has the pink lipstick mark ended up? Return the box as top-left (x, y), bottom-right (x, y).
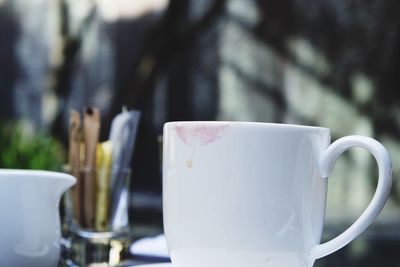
top-left (175, 125), bottom-right (189, 145)
top-left (175, 124), bottom-right (229, 146)
top-left (194, 125), bottom-right (229, 145)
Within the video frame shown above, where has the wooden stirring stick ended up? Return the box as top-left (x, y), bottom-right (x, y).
top-left (68, 110), bottom-right (82, 224)
top-left (83, 107), bottom-right (100, 228)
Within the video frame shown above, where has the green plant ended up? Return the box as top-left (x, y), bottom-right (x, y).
top-left (0, 122), bottom-right (65, 170)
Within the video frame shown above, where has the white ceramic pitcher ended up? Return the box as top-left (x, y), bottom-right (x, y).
top-left (0, 169), bottom-right (75, 267)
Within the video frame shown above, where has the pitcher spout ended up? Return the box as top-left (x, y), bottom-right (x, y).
top-left (53, 172), bottom-right (76, 199)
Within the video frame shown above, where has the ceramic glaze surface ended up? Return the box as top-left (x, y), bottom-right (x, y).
top-left (163, 122), bottom-right (392, 267)
top-left (0, 170), bottom-right (75, 267)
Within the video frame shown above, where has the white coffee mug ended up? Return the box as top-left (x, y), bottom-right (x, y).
top-left (163, 122), bottom-right (392, 267)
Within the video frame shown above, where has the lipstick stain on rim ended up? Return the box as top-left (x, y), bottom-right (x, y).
top-left (175, 124), bottom-right (229, 146)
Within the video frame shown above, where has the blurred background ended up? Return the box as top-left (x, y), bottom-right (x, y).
top-left (1, 0), bottom-right (400, 266)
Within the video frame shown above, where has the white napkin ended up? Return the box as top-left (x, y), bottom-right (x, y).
top-left (130, 234), bottom-right (169, 258)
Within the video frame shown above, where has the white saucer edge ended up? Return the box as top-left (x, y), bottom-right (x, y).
top-left (133, 263), bottom-right (172, 267)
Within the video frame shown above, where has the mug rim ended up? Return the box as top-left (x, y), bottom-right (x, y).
top-left (164, 121), bottom-right (329, 132)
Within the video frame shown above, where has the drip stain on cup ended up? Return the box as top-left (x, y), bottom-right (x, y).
top-left (187, 160), bottom-right (192, 168)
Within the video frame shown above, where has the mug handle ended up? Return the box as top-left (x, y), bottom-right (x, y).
top-left (310, 135), bottom-right (392, 260)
